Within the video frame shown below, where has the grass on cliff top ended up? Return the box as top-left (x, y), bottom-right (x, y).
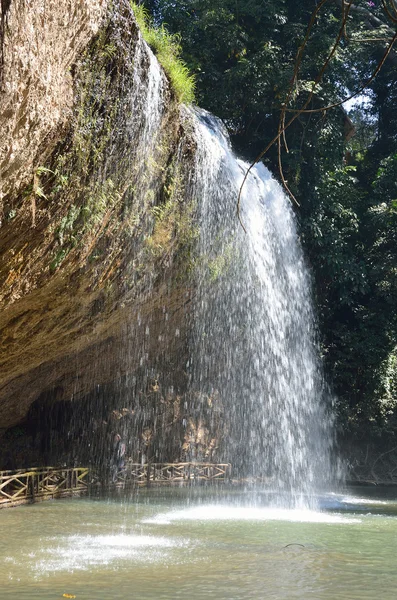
top-left (131, 2), bottom-right (195, 104)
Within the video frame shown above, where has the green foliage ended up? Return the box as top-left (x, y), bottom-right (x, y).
top-left (207, 243), bottom-right (235, 282)
top-left (49, 248), bottom-right (70, 272)
top-left (142, 0), bottom-right (351, 159)
top-left (374, 348), bottom-right (397, 424)
top-left (49, 179), bottom-right (122, 270)
top-left (131, 2), bottom-right (195, 104)
top-left (145, 160), bottom-right (199, 277)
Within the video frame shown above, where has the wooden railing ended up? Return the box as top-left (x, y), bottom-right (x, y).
top-left (0, 462), bottom-right (232, 507)
top-left (113, 462), bottom-right (232, 486)
top-left (0, 467), bottom-right (89, 508)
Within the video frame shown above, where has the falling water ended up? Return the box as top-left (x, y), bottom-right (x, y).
top-left (129, 33), bottom-right (165, 154)
top-left (189, 109), bottom-right (333, 507)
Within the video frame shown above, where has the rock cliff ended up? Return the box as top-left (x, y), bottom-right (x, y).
top-left (0, 0), bottom-right (217, 467)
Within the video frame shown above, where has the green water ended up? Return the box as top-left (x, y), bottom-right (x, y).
top-left (1, 487), bottom-right (397, 599)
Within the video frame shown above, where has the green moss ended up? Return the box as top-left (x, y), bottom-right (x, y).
top-left (49, 177), bottom-right (122, 269)
top-left (145, 159), bottom-right (199, 279)
top-left (131, 2), bottom-right (195, 104)
top-left (50, 248), bottom-right (70, 272)
top-left (41, 7), bottom-right (195, 279)
top-left (44, 24), bottom-right (128, 271)
top-left (208, 249), bottom-right (232, 282)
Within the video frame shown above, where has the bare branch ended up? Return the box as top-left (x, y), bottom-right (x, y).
top-left (334, 0), bottom-right (397, 65)
top-left (350, 37), bottom-right (396, 42)
top-left (334, 0), bottom-right (396, 29)
top-left (381, 0), bottom-right (397, 24)
top-left (278, 114), bottom-right (300, 207)
top-left (237, 0), bottom-right (354, 225)
top-left (236, 0), bottom-right (397, 228)
top-left (285, 30), bottom-right (397, 115)
top-left (236, 0), bottom-right (330, 226)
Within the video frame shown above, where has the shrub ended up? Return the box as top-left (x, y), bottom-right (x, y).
top-left (131, 2), bottom-right (195, 104)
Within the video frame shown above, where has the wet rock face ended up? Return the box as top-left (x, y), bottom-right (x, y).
top-left (0, 0), bottom-right (197, 443)
top-left (0, 0), bottom-right (108, 205)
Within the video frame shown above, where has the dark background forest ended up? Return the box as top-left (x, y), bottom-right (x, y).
top-left (142, 0), bottom-right (397, 447)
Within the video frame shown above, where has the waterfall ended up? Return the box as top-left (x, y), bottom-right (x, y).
top-left (117, 28), bottom-right (334, 504)
top-left (189, 109), bottom-right (333, 507)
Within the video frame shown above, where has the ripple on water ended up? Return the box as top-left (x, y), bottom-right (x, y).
top-left (340, 496), bottom-right (392, 506)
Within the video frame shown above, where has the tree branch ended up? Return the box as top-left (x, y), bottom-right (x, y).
top-left (285, 30), bottom-right (397, 115)
top-left (381, 0), bottom-right (397, 24)
top-left (334, 0), bottom-right (395, 29)
top-left (237, 0), bottom-right (354, 223)
top-left (333, 0), bottom-right (397, 66)
top-left (236, 0), bottom-right (397, 228)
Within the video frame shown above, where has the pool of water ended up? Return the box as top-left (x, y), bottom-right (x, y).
top-left (1, 486), bottom-right (397, 599)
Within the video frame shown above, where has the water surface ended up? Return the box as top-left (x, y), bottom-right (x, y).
top-left (2, 486), bottom-right (397, 599)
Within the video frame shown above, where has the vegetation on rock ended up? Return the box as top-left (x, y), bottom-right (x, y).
top-left (131, 2), bottom-right (195, 103)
